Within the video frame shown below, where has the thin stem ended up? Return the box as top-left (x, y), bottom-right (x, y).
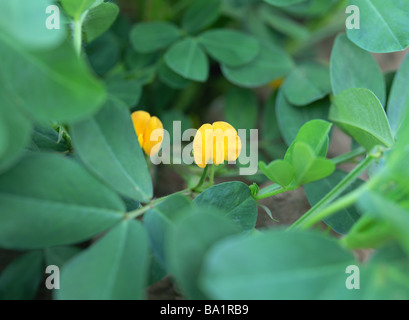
top-left (73, 18), bottom-right (83, 57)
top-left (297, 187), bottom-right (365, 230)
top-left (331, 147), bottom-right (366, 165)
top-left (192, 165), bottom-right (209, 192)
top-left (209, 164), bottom-right (215, 186)
top-left (254, 184), bottom-right (295, 201)
top-left (288, 155), bottom-right (377, 230)
top-left (126, 188), bottom-right (191, 220)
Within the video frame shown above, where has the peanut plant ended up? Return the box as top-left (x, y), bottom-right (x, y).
top-left (0, 0), bottom-right (409, 300)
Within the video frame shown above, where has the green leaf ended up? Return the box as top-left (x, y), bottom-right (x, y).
top-left (199, 229), bottom-right (357, 299)
top-left (285, 119), bottom-right (332, 162)
top-left (361, 244), bottom-right (409, 299)
top-left (341, 215), bottom-right (393, 249)
top-left (0, 92), bottom-right (32, 173)
top-left (221, 42), bottom-right (293, 88)
top-left (193, 182), bottom-right (258, 232)
top-left (224, 88), bottom-right (258, 130)
top-left (347, 0), bottom-right (409, 53)
top-left (292, 142), bottom-right (335, 186)
top-left (71, 100), bottom-right (153, 202)
top-left (157, 59), bottom-right (191, 89)
top-left (165, 38), bottom-right (209, 82)
top-left (282, 0), bottom-right (339, 18)
top-left (259, 160), bottom-right (294, 187)
top-left (330, 88), bottom-right (394, 151)
top-left (276, 91), bottom-right (329, 145)
top-left (198, 29), bottom-right (260, 67)
top-left (259, 5), bottom-right (310, 40)
top-left (282, 62), bottom-right (331, 106)
top-left (144, 195), bottom-right (192, 268)
top-left (130, 22), bottom-right (181, 53)
top-left (57, 220), bottom-right (149, 300)
top-left (0, 0), bottom-right (66, 50)
top-left (44, 246), bottom-right (82, 268)
top-left (83, 2), bottom-right (119, 42)
top-left (358, 191), bottom-right (409, 254)
top-left (26, 125), bottom-right (68, 153)
top-left (0, 38), bottom-right (106, 123)
top-left (388, 52), bottom-right (409, 136)
top-left (330, 34), bottom-right (386, 105)
top-left (181, 0), bottom-right (221, 34)
top-left (166, 210), bottom-right (240, 299)
top-left (106, 74), bottom-right (142, 108)
top-left (87, 31), bottom-right (121, 76)
top-left (264, 0), bottom-right (307, 6)
top-left (0, 251), bottom-right (43, 300)
top-left (61, 0), bottom-right (102, 18)
top-left (262, 92), bottom-right (282, 142)
top-left (160, 110), bottom-right (194, 142)
top-left (304, 170), bottom-right (364, 235)
top-left (0, 153), bottom-right (124, 249)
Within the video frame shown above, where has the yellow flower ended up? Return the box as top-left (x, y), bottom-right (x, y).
top-left (193, 121), bottom-right (241, 168)
top-left (131, 110), bottom-right (163, 156)
top-left (269, 78), bottom-right (284, 90)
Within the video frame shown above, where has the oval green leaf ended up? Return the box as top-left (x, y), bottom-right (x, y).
top-left (199, 229), bottom-right (356, 299)
top-left (71, 100), bottom-right (153, 202)
top-left (224, 87), bottom-right (258, 130)
top-left (330, 88), bottom-right (394, 151)
top-left (166, 210), bottom-right (240, 299)
top-left (0, 153), bottom-right (125, 249)
top-left (0, 251), bottom-right (44, 300)
top-left (83, 2), bottom-right (119, 43)
top-left (387, 52), bottom-right (409, 137)
top-left (193, 181), bottom-right (258, 232)
top-left (347, 0), bottom-right (409, 53)
top-left (330, 34), bottom-right (386, 105)
top-left (181, 0), bottom-right (221, 34)
top-left (283, 62), bottom-right (331, 106)
top-left (198, 29), bottom-right (260, 67)
top-left (130, 21), bottom-right (181, 53)
top-left (276, 91), bottom-right (329, 145)
top-left (57, 220), bottom-right (149, 300)
top-left (221, 42), bottom-right (293, 88)
top-left (292, 142), bottom-right (335, 186)
top-left (0, 38), bottom-right (106, 123)
top-left (144, 194), bottom-right (192, 268)
top-left (165, 38), bottom-right (209, 82)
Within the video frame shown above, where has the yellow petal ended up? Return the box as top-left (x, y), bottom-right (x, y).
top-left (212, 121), bottom-right (241, 163)
top-left (193, 123), bottom-right (213, 168)
top-left (143, 116), bottom-right (163, 156)
top-left (131, 111), bottom-right (151, 148)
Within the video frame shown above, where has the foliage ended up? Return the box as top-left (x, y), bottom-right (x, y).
top-left (1, 0), bottom-right (409, 301)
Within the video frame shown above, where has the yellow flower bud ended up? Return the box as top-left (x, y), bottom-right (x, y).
top-left (193, 121), bottom-right (241, 168)
top-left (131, 110), bottom-right (163, 156)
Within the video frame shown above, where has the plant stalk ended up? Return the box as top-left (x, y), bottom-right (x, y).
top-left (288, 155), bottom-right (377, 230)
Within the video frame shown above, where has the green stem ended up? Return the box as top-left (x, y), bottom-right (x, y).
top-left (209, 164), bottom-right (215, 186)
top-left (73, 18), bottom-right (83, 57)
top-left (192, 165), bottom-right (209, 192)
top-left (331, 147), bottom-right (366, 165)
top-left (254, 184), bottom-right (296, 201)
top-left (126, 188), bottom-right (191, 220)
top-left (288, 155), bottom-right (377, 230)
top-left (297, 187), bottom-right (365, 230)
